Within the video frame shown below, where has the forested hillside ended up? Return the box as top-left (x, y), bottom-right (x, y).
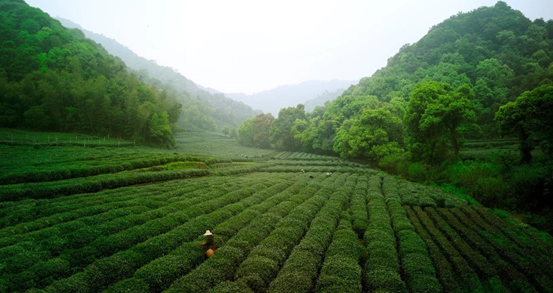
top-left (0, 0), bottom-right (186, 147)
top-left (57, 17), bottom-right (259, 131)
top-left (237, 1), bottom-right (553, 231)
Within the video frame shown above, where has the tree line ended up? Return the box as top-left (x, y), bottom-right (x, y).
top-left (0, 0), bottom-right (183, 147)
top-left (235, 1), bottom-right (553, 230)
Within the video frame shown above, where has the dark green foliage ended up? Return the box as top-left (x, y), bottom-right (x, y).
top-left (316, 258), bottom-right (362, 293)
top-left (1, 145), bottom-right (553, 293)
top-left (407, 274), bottom-right (444, 293)
top-left (404, 206), bottom-right (460, 293)
top-left (365, 269), bottom-right (407, 293)
top-left (398, 230), bottom-right (428, 257)
top-left (210, 281), bottom-right (254, 293)
top-left (104, 278), bottom-right (149, 293)
top-left (405, 81), bottom-right (479, 163)
top-left (402, 253), bottom-right (437, 276)
top-left (236, 255), bottom-right (279, 287)
top-left (0, 1), bottom-right (182, 146)
top-left (496, 85), bottom-right (553, 162)
top-left (257, 1), bottom-right (553, 165)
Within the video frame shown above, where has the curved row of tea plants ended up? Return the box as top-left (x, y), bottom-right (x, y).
top-left (164, 174), bottom-right (346, 292)
top-left (107, 174), bottom-right (315, 292)
top-left (0, 173), bottom-right (296, 292)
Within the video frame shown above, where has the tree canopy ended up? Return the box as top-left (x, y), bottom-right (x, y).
top-left (236, 1), bottom-right (553, 165)
top-left (0, 0), bottom-right (183, 147)
top-left (495, 85), bottom-right (553, 162)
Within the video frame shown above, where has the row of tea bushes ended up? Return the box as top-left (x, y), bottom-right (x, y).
top-left (443, 208), bottom-right (550, 292)
top-left (473, 207), bottom-right (553, 258)
top-left (0, 176), bottom-right (212, 231)
top-left (397, 179), bottom-right (467, 208)
top-left (164, 175), bottom-right (343, 292)
top-left (363, 175), bottom-right (407, 292)
top-left (268, 159), bottom-right (364, 168)
top-left (266, 175), bottom-right (357, 292)
top-left (315, 219), bottom-right (363, 293)
top-left (412, 206), bottom-right (484, 291)
top-left (259, 165), bottom-right (377, 176)
top-left (273, 152), bottom-right (338, 161)
top-left (0, 154), bottom-right (220, 185)
top-left (1, 169), bottom-right (212, 201)
top-left (0, 186), bottom-right (203, 245)
top-left (36, 180), bottom-right (282, 293)
top-left (404, 206), bottom-right (460, 292)
top-left (109, 176), bottom-right (307, 293)
top-left (349, 176), bottom-right (368, 236)
top-left (1, 174), bottom-right (284, 292)
top-left (382, 177), bottom-right (442, 292)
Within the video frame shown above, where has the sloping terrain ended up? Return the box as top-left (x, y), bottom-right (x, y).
top-left (0, 130), bottom-right (551, 293)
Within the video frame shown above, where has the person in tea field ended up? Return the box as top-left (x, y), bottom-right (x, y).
top-left (301, 169), bottom-right (305, 174)
top-left (202, 230), bottom-right (216, 253)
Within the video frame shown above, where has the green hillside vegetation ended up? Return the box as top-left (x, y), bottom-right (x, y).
top-left (236, 1), bottom-right (553, 231)
top-left (1, 128), bottom-right (552, 292)
top-left (1, 1), bottom-right (553, 291)
top-left (56, 17), bottom-right (259, 132)
top-left (0, 0), bottom-right (184, 147)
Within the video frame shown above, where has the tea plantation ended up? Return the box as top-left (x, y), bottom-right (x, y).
top-left (1, 130), bottom-right (552, 292)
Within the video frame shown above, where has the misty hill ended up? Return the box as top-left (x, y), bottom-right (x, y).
top-left (0, 0), bottom-right (181, 147)
top-left (227, 79), bottom-right (355, 116)
top-left (57, 17), bottom-right (259, 130)
top-left (304, 88), bottom-right (348, 112)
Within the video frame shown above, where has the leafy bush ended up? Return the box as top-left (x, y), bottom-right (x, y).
top-left (211, 281), bottom-right (254, 293)
top-left (365, 269), bottom-right (407, 292)
top-left (104, 278), bottom-right (149, 293)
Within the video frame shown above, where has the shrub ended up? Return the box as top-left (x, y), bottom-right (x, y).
top-left (104, 278), bottom-right (149, 293)
top-left (365, 269), bottom-right (407, 293)
top-left (407, 162), bottom-right (427, 182)
top-left (406, 274), bottom-right (443, 293)
top-left (398, 230), bottom-right (428, 257)
top-left (378, 152), bottom-right (406, 176)
top-left (134, 244), bottom-right (203, 292)
top-left (267, 271), bottom-right (313, 293)
top-left (210, 281), bottom-right (254, 293)
top-left (236, 255), bottom-right (279, 289)
top-left (365, 254), bottom-right (400, 272)
top-left (402, 253), bottom-right (436, 276)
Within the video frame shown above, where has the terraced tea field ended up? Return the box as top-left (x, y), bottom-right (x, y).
top-left (1, 131), bottom-right (552, 292)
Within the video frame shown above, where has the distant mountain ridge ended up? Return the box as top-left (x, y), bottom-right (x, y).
top-left (56, 17), bottom-right (259, 130)
top-left (227, 79), bottom-right (356, 116)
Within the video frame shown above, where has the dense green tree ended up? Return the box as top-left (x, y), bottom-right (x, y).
top-left (149, 111), bottom-right (174, 148)
top-left (333, 106), bottom-right (403, 162)
top-left (229, 127), bottom-right (237, 138)
top-left (237, 113), bottom-right (274, 148)
top-left (235, 1), bottom-right (553, 164)
top-left (269, 104), bottom-right (306, 151)
top-left (405, 81), bottom-right (479, 163)
top-left (237, 118), bottom-right (254, 146)
top-left (221, 125), bottom-right (230, 137)
top-left (251, 113), bottom-right (274, 149)
top-left (0, 0), bottom-right (183, 147)
top-left (495, 85), bottom-right (553, 163)
top-left (473, 58), bottom-right (515, 134)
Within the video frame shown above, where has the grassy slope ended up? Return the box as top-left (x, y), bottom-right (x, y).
top-left (0, 129), bottom-right (552, 293)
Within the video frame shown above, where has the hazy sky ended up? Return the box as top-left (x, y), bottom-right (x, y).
top-left (24, 0), bottom-right (553, 94)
